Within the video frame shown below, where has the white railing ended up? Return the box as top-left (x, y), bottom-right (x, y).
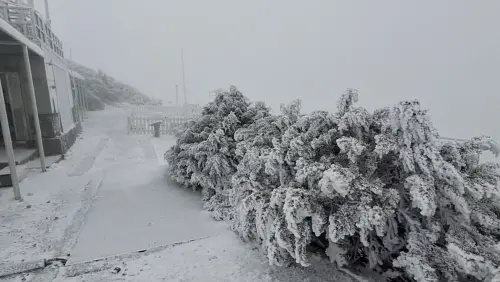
top-left (131, 104), bottom-right (202, 117)
top-left (0, 1), bottom-right (64, 57)
top-left (128, 114), bottom-right (192, 135)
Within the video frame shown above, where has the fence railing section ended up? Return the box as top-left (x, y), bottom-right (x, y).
top-left (0, 1), bottom-right (64, 57)
top-left (130, 104), bottom-right (202, 117)
top-left (128, 114), bottom-right (192, 135)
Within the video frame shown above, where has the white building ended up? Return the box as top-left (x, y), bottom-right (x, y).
top-left (0, 0), bottom-right (88, 194)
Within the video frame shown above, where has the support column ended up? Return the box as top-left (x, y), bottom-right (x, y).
top-left (22, 45), bottom-right (47, 172)
top-left (78, 80), bottom-right (86, 120)
top-left (83, 81), bottom-right (89, 118)
top-left (73, 77), bottom-right (83, 122)
top-left (0, 78), bottom-right (22, 200)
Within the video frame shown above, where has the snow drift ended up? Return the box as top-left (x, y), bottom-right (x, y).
top-left (165, 86), bottom-right (500, 282)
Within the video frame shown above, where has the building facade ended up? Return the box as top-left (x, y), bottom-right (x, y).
top-left (0, 0), bottom-right (88, 157)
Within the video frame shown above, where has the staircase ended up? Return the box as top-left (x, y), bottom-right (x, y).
top-left (0, 145), bottom-right (37, 187)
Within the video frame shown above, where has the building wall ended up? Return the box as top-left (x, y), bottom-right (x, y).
top-left (41, 46), bottom-right (74, 134)
top-left (0, 47), bottom-right (77, 141)
top-left (0, 52), bottom-right (53, 141)
top-left (28, 54), bottom-right (53, 114)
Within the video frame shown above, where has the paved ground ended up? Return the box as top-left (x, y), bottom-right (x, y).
top-left (68, 163), bottom-right (224, 264)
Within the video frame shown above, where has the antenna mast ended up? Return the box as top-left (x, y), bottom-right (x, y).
top-left (44, 0), bottom-right (51, 27)
top-left (181, 48), bottom-right (187, 105)
top-left (175, 84), bottom-right (179, 105)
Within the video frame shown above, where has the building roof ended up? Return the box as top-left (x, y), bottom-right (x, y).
top-left (0, 16), bottom-right (44, 57)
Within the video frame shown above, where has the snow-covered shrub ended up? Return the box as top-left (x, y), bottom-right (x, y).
top-left (166, 87), bottom-right (500, 281)
top-left (165, 86), bottom-right (271, 220)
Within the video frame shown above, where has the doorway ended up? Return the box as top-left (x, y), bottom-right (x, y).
top-left (0, 73), bottom-right (29, 145)
top-left (0, 74), bottom-right (15, 145)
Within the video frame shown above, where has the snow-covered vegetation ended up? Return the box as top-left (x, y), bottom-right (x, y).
top-left (165, 86), bottom-right (500, 281)
top-left (67, 61), bottom-right (153, 110)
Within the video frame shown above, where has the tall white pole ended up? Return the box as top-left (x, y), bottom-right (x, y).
top-left (83, 81), bottom-right (89, 117)
top-left (23, 45), bottom-right (47, 172)
top-left (78, 80), bottom-right (84, 121)
top-left (0, 78), bottom-right (21, 200)
top-left (71, 77), bottom-right (81, 122)
top-left (181, 48), bottom-right (187, 105)
top-left (44, 0), bottom-right (51, 27)
top-left (175, 84), bottom-right (179, 105)
top-left (77, 79), bottom-right (84, 121)
top-left (84, 82), bottom-right (88, 117)
top-left (80, 80), bottom-right (86, 117)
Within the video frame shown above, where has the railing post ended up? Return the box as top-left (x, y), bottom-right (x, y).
top-left (127, 115), bottom-right (130, 134)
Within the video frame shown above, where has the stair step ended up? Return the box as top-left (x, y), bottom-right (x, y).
top-left (0, 165), bottom-right (28, 188)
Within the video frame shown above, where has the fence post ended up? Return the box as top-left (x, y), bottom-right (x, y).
top-left (127, 115), bottom-right (130, 134)
top-left (139, 116), bottom-right (143, 134)
top-left (142, 116), bottom-right (146, 134)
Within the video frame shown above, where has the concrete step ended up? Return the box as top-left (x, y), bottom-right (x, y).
top-left (0, 164), bottom-right (28, 188)
top-left (0, 148), bottom-right (38, 170)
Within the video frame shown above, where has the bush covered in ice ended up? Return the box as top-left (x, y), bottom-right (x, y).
top-left (165, 87), bottom-right (500, 281)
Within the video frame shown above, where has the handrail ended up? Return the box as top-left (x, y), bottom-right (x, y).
top-left (0, 2), bottom-right (64, 58)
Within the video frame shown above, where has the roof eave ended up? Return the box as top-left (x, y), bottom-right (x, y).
top-left (0, 17), bottom-right (45, 57)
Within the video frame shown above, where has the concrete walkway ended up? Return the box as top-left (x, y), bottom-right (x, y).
top-left (68, 162), bottom-right (224, 264)
top-left (67, 112), bottom-right (225, 264)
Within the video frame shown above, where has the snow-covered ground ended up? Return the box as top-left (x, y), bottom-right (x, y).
top-left (0, 113), bottom-right (107, 266)
top-left (57, 233), bottom-right (356, 282)
top-left (0, 107), bottom-right (356, 282)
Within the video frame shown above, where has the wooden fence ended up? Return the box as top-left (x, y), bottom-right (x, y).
top-left (130, 104), bottom-right (200, 114)
top-left (128, 114), bottom-right (192, 135)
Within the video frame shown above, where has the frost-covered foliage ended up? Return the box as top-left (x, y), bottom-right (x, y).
top-left (166, 87), bottom-right (500, 281)
top-left (165, 86), bottom-right (270, 221)
top-left (67, 60), bottom-right (151, 108)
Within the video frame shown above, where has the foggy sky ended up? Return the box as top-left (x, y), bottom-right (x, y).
top-left (36, 0), bottom-right (500, 142)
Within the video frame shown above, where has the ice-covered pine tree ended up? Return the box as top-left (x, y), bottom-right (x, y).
top-left (167, 87), bottom-right (500, 281)
top-left (322, 92), bottom-right (500, 281)
top-left (165, 86), bottom-right (271, 221)
top-left (232, 99), bottom-right (344, 267)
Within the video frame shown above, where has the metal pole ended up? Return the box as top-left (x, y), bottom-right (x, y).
top-left (76, 79), bottom-right (82, 121)
top-left (181, 48), bottom-right (187, 105)
top-left (70, 76), bottom-right (81, 122)
top-left (22, 45), bottom-right (47, 172)
top-left (175, 84), bottom-right (178, 105)
top-left (77, 79), bottom-right (85, 121)
top-left (76, 79), bottom-right (83, 121)
top-left (81, 80), bottom-right (87, 118)
top-left (44, 0), bottom-right (51, 27)
top-left (0, 78), bottom-right (22, 200)
top-left (83, 81), bottom-right (89, 117)
top-left (77, 79), bottom-right (83, 118)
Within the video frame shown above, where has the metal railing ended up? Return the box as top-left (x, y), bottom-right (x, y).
top-left (0, 0), bottom-right (63, 57)
top-left (128, 113), bottom-right (192, 135)
top-left (131, 104), bottom-right (202, 117)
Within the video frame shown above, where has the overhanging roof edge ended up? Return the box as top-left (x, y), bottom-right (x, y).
top-left (0, 18), bottom-right (45, 58)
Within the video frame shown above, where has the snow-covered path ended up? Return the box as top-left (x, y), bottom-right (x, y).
top-left (0, 107), bottom-right (355, 282)
top-left (68, 163), bottom-right (225, 264)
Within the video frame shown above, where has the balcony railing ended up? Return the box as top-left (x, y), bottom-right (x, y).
top-left (0, 0), bottom-right (64, 57)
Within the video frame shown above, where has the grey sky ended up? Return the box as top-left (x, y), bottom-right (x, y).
top-left (36, 0), bottom-right (500, 142)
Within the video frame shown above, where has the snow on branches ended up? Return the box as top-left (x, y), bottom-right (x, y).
top-left (166, 87), bottom-right (500, 281)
